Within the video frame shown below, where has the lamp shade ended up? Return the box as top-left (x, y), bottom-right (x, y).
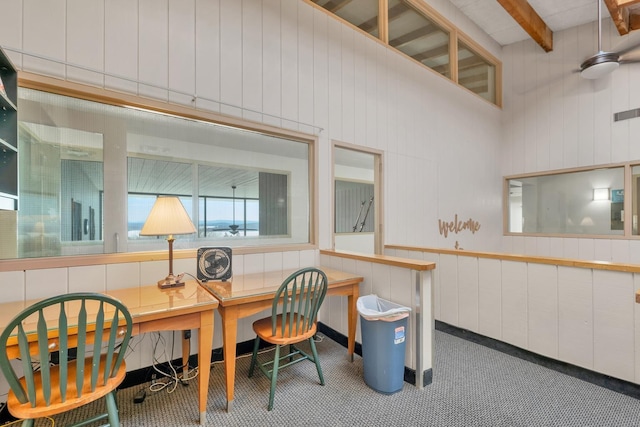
top-left (140, 196), bottom-right (196, 236)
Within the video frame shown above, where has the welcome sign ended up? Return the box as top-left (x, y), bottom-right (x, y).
top-left (438, 214), bottom-right (481, 238)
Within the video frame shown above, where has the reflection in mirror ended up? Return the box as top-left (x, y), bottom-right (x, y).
top-left (334, 146), bottom-right (377, 253)
top-left (6, 87), bottom-right (311, 260)
top-left (632, 165), bottom-right (640, 235)
top-left (507, 167), bottom-right (624, 236)
top-left (18, 104), bottom-right (105, 258)
top-left (335, 181), bottom-right (374, 233)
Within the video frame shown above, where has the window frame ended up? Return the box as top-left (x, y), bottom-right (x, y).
top-left (306, 0), bottom-right (502, 107)
top-left (0, 72), bottom-right (318, 271)
top-left (504, 162), bottom-right (640, 239)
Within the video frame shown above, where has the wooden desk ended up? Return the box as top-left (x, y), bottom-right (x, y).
top-left (201, 267), bottom-right (363, 411)
top-left (0, 281), bottom-right (217, 425)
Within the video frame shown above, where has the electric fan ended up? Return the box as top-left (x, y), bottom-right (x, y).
top-left (197, 247), bottom-right (232, 281)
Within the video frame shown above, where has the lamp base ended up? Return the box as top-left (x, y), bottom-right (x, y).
top-left (157, 278), bottom-right (186, 289)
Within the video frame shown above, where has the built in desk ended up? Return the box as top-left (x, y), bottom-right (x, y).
top-left (200, 267), bottom-right (363, 411)
top-left (0, 280), bottom-right (218, 425)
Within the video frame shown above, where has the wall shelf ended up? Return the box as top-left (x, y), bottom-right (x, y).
top-left (0, 46), bottom-right (17, 210)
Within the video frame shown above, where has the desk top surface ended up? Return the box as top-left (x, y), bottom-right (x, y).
top-left (200, 267), bottom-right (363, 306)
top-left (0, 280), bottom-right (218, 330)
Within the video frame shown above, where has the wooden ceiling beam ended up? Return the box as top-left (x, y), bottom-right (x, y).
top-left (604, 0), bottom-right (631, 34)
top-left (617, 0), bottom-right (640, 7)
top-left (411, 44), bottom-right (450, 63)
top-left (389, 24), bottom-right (439, 49)
top-left (497, 0), bottom-right (553, 52)
top-left (630, 11), bottom-right (640, 31)
top-left (323, 0), bottom-right (355, 13)
top-left (358, 3), bottom-right (406, 33)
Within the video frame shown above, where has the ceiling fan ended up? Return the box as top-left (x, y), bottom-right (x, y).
top-left (580, 0), bottom-right (640, 79)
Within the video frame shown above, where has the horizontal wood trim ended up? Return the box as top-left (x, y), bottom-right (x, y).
top-left (0, 243), bottom-right (317, 272)
top-left (386, 244), bottom-right (640, 273)
top-left (321, 249), bottom-right (436, 271)
top-left (504, 161), bottom-right (629, 181)
top-left (19, 72), bottom-right (316, 144)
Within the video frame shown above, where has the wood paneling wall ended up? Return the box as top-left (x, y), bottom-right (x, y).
top-left (0, 0), bottom-right (504, 254)
top-left (501, 18), bottom-right (640, 263)
top-left (388, 247), bottom-right (640, 384)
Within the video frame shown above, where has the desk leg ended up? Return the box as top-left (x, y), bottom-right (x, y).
top-left (347, 284), bottom-right (359, 362)
top-left (182, 330), bottom-right (190, 378)
top-left (198, 311), bottom-right (214, 424)
top-left (219, 306), bottom-right (238, 412)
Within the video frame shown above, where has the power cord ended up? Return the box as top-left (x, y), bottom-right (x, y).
top-left (148, 332), bottom-right (199, 395)
top-left (2, 416), bottom-right (54, 426)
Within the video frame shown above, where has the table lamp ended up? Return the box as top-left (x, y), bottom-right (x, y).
top-left (140, 196), bottom-right (196, 289)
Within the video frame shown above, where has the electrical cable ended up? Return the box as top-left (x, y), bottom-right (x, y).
top-left (147, 331), bottom-right (199, 395)
top-left (2, 416), bottom-right (54, 426)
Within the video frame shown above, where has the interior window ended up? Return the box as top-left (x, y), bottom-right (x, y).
top-left (7, 87), bottom-right (312, 260)
top-left (388, 0), bottom-right (451, 78)
top-left (631, 165), bottom-right (640, 235)
top-left (311, 0), bottom-right (380, 38)
top-left (333, 146), bottom-right (379, 254)
top-left (457, 39), bottom-right (496, 103)
top-left (507, 167), bottom-right (624, 236)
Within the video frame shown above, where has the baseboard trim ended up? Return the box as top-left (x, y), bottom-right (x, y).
top-left (316, 322), bottom-right (428, 387)
top-left (436, 320), bottom-right (640, 400)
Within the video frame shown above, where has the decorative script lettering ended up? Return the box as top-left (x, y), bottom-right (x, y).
top-left (438, 214), bottom-right (481, 238)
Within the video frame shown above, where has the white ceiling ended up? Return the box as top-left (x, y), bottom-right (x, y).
top-left (448, 0), bottom-right (603, 46)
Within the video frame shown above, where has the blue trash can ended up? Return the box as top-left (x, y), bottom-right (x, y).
top-left (357, 295), bottom-right (411, 394)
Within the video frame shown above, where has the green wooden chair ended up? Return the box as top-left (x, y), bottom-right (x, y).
top-left (248, 267), bottom-right (329, 410)
top-left (0, 292), bottom-right (133, 427)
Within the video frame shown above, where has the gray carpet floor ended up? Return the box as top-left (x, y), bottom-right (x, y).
top-left (31, 330), bottom-right (640, 426)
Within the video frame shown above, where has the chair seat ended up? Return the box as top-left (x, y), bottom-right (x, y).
top-left (253, 314), bottom-right (317, 345)
top-left (7, 354), bottom-right (126, 420)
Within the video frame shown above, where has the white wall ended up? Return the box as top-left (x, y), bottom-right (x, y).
top-left (0, 0), bottom-right (507, 395)
top-left (501, 18), bottom-right (640, 262)
top-left (0, 0), bottom-right (504, 257)
top-left (388, 247), bottom-right (640, 386)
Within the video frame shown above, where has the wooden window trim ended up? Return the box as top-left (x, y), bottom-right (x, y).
top-left (2, 72), bottom-right (320, 269)
top-left (503, 161), bottom-right (639, 238)
top-left (303, 0), bottom-right (503, 108)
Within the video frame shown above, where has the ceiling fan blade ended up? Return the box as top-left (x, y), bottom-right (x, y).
top-left (616, 41), bottom-right (640, 57)
top-left (619, 57), bottom-right (640, 64)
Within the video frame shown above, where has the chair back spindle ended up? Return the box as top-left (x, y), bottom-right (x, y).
top-left (250, 267), bottom-right (329, 410)
top-left (0, 292), bottom-right (133, 424)
top-left (272, 268), bottom-right (328, 339)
